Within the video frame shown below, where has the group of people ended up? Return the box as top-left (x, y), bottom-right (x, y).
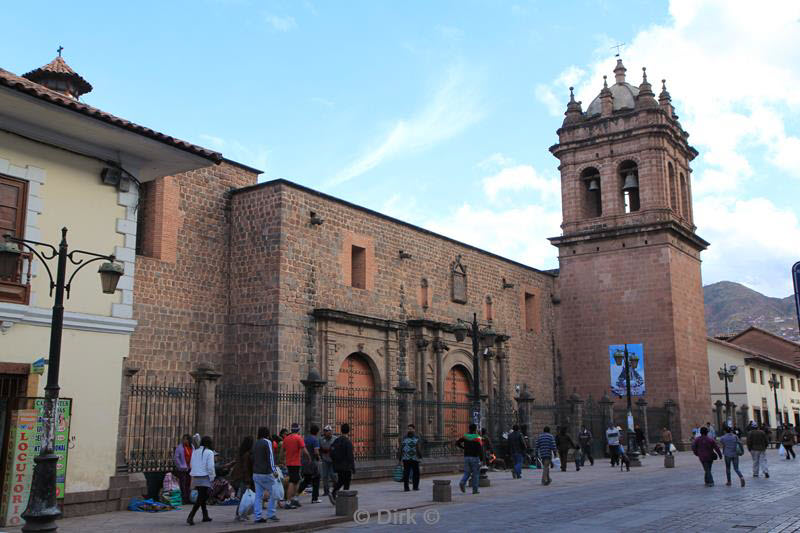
top-left (690, 421), bottom-right (797, 487)
top-left (172, 423), bottom-right (355, 524)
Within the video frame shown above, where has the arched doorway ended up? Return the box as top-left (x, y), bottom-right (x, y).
top-left (335, 353), bottom-right (376, 458)
top-left (444, 365), bottom-right (471, 440)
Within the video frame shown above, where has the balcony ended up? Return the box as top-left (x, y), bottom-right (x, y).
top-left (0, 250), bottom-right (32, 304)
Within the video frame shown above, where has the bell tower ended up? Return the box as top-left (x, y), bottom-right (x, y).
top-left (549, 59), bottom-right (710, 444)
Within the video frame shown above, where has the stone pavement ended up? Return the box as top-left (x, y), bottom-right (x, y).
top-left (3, 451), bottom-right (800, 532)
top-left (324, 451), bottom-right (800, 533)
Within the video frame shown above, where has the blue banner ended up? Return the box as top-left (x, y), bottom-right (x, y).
top-left (793, 262), bottom-right (800, 336)
top-left (609, 344), bottom-right (645, 397)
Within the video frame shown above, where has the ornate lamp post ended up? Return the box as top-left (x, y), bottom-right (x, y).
top-left (717, 364), bottom-right (737, 428)
top-left (452, 313), bottom-right (496, 430)
top-left (613, 345), bottom-right (639, 459)
top-left (768, 373), bottom-right (781, 432)
top-left (1, 228), bottom-right (122, 532)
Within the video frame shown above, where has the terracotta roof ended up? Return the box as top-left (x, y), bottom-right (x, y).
top-left (0, 67), bottom-right (221, 163)
top-left (22, 56), bottom-right (93, 96)
top-left (728, 326), bottom-right (800, 349)
top-left (708, 336), bottom-right (800, 374)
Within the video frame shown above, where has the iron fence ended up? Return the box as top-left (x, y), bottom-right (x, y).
top-left (412, 397), bottom-right (473, 457)
top-left (214, 384), bottom-right (305, 464)
top-left (320, 387), bottom-right (399, 461)
top-left (125, 374), bottom-right (198, 473)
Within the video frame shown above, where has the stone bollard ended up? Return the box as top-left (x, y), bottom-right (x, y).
top-left (335, 490), bottom-right (359, 518)
top-left (478, 466), bottom-right (490, 487)
top-left (664, 454), bottom-right (675, 468)
top-left (432, 479), bottom-right (451, 502)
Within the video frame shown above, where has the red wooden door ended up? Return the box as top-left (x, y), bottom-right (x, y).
top-left (444, 365), bottom-right (471, 440)
top-left (336, 354), bottom-right (376, 458)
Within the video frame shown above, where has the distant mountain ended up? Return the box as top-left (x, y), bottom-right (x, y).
top-left (704, 281), bottom-right (799, 342)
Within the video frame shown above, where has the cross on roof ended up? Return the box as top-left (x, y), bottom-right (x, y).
top-left (57, 45), bottom-right (64, 57)
top-left (611, 42), bottom-right (625, 57)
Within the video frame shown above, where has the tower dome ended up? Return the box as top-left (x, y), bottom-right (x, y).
top-left (23, 48), bottom-right (92, 100)
top-left (585, 59), bottom-right (639, 116)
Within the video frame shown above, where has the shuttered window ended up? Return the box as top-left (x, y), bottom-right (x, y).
top-left (0, 175), bottom-right (27, 240)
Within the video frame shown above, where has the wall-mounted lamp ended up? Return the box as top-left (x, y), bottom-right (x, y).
top-left (502, 277), bottom-right (515, 289)
top-left (101, 166), bottom-right (132, 192)
top-left (399, 250), bottom-right (413, 259)
top-left (310, 211), bottom-right (324, 225)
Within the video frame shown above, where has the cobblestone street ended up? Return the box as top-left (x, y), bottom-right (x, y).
top-left (326, 451), bottom-right (800, 533)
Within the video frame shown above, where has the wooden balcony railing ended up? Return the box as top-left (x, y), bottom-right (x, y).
top-left (0, 250), bottom-right (32, 305)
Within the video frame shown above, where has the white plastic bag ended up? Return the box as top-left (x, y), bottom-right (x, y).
top-left (272, 476), bottom-right (284, 501)
top-left (669, 444), bottom-right (677, 453)
top-left (779, 444), bottom-right (786, 457)
top-left (551, 456), bottom-right (561, 469)
top-left (237, 489), bottom-right (255, 518)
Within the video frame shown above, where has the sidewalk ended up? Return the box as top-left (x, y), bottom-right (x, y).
top-left (1, 452), bottom-right (704, 533)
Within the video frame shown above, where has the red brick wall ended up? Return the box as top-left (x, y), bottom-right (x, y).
top-left (128, 162), bottom-right (258, 374)
top-left (228, 181), bottom-right (558, 399)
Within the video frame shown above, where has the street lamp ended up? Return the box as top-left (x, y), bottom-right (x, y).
top-left (613, 345), bottom-right (639, 459)
top-left (717, 364), bottom-right (738, 428)
top-left (768, 373), bottom-right (781, 433)
top-left (452, 313), bottom-right (496, 430)
top-left (2, 228), bottom-right (122, 532)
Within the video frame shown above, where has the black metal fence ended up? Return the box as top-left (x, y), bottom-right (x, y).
top-left (214, 384), bottom-right (305, 463)
top-left (125, 374), bottom-right (198, 473)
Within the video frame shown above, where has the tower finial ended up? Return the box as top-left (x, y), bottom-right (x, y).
top-left (57, 45), bottom-right (64, 57)
top-left (641, 67), bottom-right (648, 83)
top-left (603, 75), bottom-right (608, 89)
top-left (569, 86), bottom-right (575, 102)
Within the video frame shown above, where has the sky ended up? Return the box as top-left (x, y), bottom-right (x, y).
top-left (2, 0), bottom-right (799, 297)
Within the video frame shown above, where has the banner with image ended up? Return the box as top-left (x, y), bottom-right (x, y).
top-left (609, 344), bottom-right (645, 397)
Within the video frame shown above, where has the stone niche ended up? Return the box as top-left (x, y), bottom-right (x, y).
top-left (451, 255), bottom-right (467, 304)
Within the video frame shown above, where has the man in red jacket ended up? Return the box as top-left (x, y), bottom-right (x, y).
top-left (691, 426), bottom-right (722, 486)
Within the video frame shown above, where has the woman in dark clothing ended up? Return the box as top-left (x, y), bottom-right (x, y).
top-left (691, 426), bottom-right (722, 487)
top-left (228, 436), bottom-right (254, 521)
top-left (555, 426), bottom-right (579, 472)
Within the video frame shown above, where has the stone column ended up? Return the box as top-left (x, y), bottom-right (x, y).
top-left (714, 400), bottom-right (724, 431)
top-left (599, 392), bottom-right (614, 429)
top-left (190, 363), bottom-right (222, 438)
top-left (739, 404), bottom-right (749, 431)
top-left (496, 341), bottom-right (508, 435)
top-left (515, 385), bottom-right (533, 435)
top-left (484, 348), bottom-right (496, 437)
top-left (301, 367), bottom-right (328, 432)
top-left (395, 378), bottom-right (417, 438)
top-left (568, 392), bottom-right (583, 437)
top-left (115, 366), bottom-right (139, 473)
top-left (433, 338), bottom-right (447, 440)
top-left (664, 399), bottom-right (676, 434)
top-left (636, 398), bottom-right (649, 447)
top-left (417, 338), bottom-right (430, 435)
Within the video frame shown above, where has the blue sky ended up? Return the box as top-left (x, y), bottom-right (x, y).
top-left (3, 0), bottom-right (799, 297)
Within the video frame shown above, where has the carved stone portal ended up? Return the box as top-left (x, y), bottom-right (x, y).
top-left (451, 255), bottom-right (467, 304)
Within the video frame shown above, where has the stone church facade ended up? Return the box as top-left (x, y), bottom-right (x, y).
top-left (121, 59), bottom-right (709, 469)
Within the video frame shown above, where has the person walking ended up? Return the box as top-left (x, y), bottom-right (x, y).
top-left (228, 436), bottom-right (254, 521)
top-left (606, 424), bottom-right (621, 467)
top-left (173, 434), bottom-right (193, 504)
top-left (706, 422), bottom-right (716, 439)
top-left (661, 427), bottom-right (673, 455)
top-left (398, 424), bottom-right (423, 491)
top-left (719, 426), bottom-right (745, 487)
top-left (781, 425), bottom-right (796, 460)
top-left (634, 424), bottom-right (646, 455)
top-left (577, 426), bottom-right (593, 466)
top-left (692, 426), bottom-right (722, 487)
top-left (329, 423), bottom-right (356, 503)
top-left (535, 426), bottom-right (557, 486)
top-left (298, 424), bottom-right (321, 504)
top-left (747, 424), bottom-right (770, 478)
top-left (252, 426), bottom-right (281, 524)
top-left (187, 436), bottom-right (215, 526)
top-left (282, 423), bottom-right (311, 509)
top-left (319, 425), bottom-right (337, 496)
top-left (456, 423), bottom-right (483, 495)
top-left (556, 426), bottom-right (579, 472)
top-left (508, 424), bottom-right (527, 478)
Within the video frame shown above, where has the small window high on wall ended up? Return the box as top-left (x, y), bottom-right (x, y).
top-left (580, 167), bottom-right (602, 218)
top-left (619, 160), bottom-right (640, 213)
top-left (351, 245), bottom-right (366, 289)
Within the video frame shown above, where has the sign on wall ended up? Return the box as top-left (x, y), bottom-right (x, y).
top-left (0, 399), bottom-right (72, 527)
top-left (609, 344), bottom-right (646, 397)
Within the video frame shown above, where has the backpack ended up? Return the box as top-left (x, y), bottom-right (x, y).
top-left (330, 436), bottom-right (349, 466)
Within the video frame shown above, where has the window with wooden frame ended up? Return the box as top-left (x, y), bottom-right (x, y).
top-left (750, 368), bottom-right (757, 384)
top-left (0, 175), bottom-right (31, 304)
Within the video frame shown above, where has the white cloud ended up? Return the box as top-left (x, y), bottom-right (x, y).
top-left (327, 64), bottom-right (485, 187)
top-left (477, 152), bottom-right (514, 170)
top-left (199, 134), bottom-right (270, 174)
top-left (482, 164), bottom-right (559, 204)
top-left (265, 14), bottom-right (297, 32)
top-left (535, 0), bottom-right (800, 295)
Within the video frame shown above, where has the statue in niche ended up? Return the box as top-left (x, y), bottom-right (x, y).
top-left (451, 255), bottom-right (467, 304)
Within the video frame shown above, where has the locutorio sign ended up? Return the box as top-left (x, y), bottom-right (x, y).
top-left (0, 399), bottom-right (72, 527)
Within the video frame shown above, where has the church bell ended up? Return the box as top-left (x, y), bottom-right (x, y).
top-left (622, 172), bottom-right (639, 191)
top-left (587, 178), bottom-right (600, 191)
